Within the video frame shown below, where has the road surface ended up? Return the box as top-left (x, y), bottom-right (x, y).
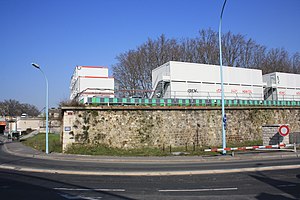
top-left (0, 137), bottom-right (300, 199)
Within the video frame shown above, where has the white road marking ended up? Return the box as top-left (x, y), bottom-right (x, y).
top-left (59, 193), bottom-right (102, 200)
top-left (54, 187), bottom-right (125, 192)
top-left (158, 187), bottom-right (238, 192)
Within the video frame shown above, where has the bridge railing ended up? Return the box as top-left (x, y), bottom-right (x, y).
top-left (83, 97), bottom-right (300, 107)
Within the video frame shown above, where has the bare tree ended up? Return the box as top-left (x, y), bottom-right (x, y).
top-left (112, 28), bottom-right (300, 97)
top-left (180, 38), bottom-right (199, 63)
top-left (113, 35), bottom-right (182, 98)
top-left (249, 44), bottom-right (267, 70)
top-left (261, 48), bottom-right (291, 74)
top-left (0, 99), bottom-right (40, 117)
top-left (222, 31), bottom-right (245, 67)
top-left (197, 29), bottom-right (219, 65)
top-left (291, 52), bottom-right (300, 73)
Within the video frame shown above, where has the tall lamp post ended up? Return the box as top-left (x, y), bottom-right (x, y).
top-left (32, 63), bottom-right (49, 154)
top-left (219, 0), bottom-right (227, 155)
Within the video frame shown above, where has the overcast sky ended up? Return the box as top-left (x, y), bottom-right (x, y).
top-left (1, 0), bottom-right (299, 109)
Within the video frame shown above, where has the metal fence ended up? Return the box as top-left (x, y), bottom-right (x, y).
top-left (82, 97), bottom-right (300, 107)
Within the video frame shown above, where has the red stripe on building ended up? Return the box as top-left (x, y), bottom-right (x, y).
top-left (80, 76), bottom-right (114, 79)
top-left (81, 92), bottom-right (114, 95)
top-left (80, 66), bottom-right (108, 69)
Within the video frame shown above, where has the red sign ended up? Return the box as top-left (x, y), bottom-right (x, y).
top-left (278, 125), bottom-right (290, 137)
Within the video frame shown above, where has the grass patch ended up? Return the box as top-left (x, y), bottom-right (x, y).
top-left (65, 144), bottom-right (168, 156)
top-left (226, 139), bottom-right (263, 148)
top-left (21, 134), bottom-right (262, 156)
top-left (65, 143), bottom-right (219, 156)
top-left (21, 133), bottom-right (62, 153)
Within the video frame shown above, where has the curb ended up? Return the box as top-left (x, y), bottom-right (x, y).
top-left (1, 163), bottom-right (300, 176)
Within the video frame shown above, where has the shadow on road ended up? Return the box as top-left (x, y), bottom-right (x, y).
top-left (0, 170), bottom-right (135, 200)
top-left (250, 170), bottom-right (300, 200)
top-left (0, 175), bottom-right (66, 200)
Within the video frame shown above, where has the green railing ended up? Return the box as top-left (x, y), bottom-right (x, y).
top-left (85, 97), bottom-right (300, 107)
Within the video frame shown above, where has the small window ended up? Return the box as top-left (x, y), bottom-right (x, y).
top-left (271, 75), bottom-right (276, 84)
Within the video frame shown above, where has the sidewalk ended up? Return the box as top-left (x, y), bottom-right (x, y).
top-left (2, 136), bottom-right (299, 164)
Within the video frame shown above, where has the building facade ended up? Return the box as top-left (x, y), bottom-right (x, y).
top-left (70, 66), bottom-right (114, 103)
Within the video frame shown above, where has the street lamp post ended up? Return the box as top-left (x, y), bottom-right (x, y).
top-left (219, 0), bottom-right (227, 155)
top-left (32, 63), bottom-right (49, 154)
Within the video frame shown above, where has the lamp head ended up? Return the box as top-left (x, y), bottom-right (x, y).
top-left (31, 63), bottom-right (40, 69)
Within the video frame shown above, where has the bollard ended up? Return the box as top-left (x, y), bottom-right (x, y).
top-left (294, 143), bottom-right (297, 153)
top-left (294, 134), bottom-right (296, 147)
top-left (193, 142), bottom-right (195, 152)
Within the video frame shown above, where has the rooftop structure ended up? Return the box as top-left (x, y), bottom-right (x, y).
top-left (70, 66), bottom-right (114, 103)
top-left (151, 61), bottom-right (264, 100)
top-left (263, 72), bottom-right (300, 101)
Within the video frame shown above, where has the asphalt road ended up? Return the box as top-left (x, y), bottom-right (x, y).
top-left (0, 138), bottom-right (300, 199)
top-left (0, 168), bottom-right (300, 200)
top-left (1, 141), bottom-right (300, 175)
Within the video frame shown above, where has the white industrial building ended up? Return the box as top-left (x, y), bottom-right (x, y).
top-left (70, 66), bottom-right (114, 103)
top-left (151, 61), bottom-right (264, 100)
top-left (263, 72), bottom-right (300, 101)
top-left (68, 62), bottom-right (300, 104)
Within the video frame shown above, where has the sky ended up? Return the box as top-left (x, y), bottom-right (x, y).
top-left (1, 0), bottom-right (300, 110)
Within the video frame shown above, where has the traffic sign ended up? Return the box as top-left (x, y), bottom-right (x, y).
top-left (278, 125), bottom-right (290, 137)
top-left (223, 114), bottom-right (227, 130)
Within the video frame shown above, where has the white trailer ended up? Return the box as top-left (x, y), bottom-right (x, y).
top-left (70, 66), bottom-right (114, 102)
top-left (263, 72), bottom-right (300, 101)
top-left (151, 61), bottom-right (264, 100)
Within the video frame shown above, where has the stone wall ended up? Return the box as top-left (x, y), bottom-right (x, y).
top-left (61, 106), bottom-right (300, 151)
